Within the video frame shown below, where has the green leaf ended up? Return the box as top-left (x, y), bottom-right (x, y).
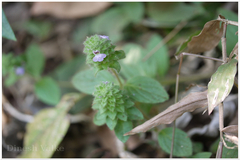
top-left (114, 120), bottom-right (133, 143)
top-left (117, 112), bottom-right (128, 121)
top-left (207, 59), bottom-right (238, 114)
top-left (25, 43), bottom-right (45, 78)
top-left (120, 2), bottom-right (144, 23)
top-left (124, 76), bottom-right (169, 103)
top-left (23, 20), bottom-right (52, 40)
top-left (158, 127), bottom-right (192, 157)
top-left (35, 77), bottom-right (61, 105)
top-left (4, 69), bottom-right (19, 87)
top-left (217, 8), bottom-right (238, 55)
top-left (192, 141), bottom-right (203, 154)
top-left (71, 69), bottom-right (117, 94)
top-left (106, 117), bottom-right (118, 130)
top-left (145, 34), bottom-right (169, 76)
top-left (93, 111), bottom-right (106, 126)
top-left (126, 107), bottom-right (143, 120)
top-left (52, 55), bottom-right (87, 81)
top-left (19, 95), bottom-right (76, 158)
top-left (2, 9), bottom-right (16, 41)
top-left (222, 139), bottom-right (238, 158)
top-left (191, 152), bottom-right (212, 158)
top-left (146, 2), bottom-right (204, 27)
top-left (72, 18), bottom-right (92, 44)
top-left (91, 7), bottom-right (130, 43)
top-left (109, 61), bottom-right (121, 73)
top-left (120, 44), bottom-right (144, 79)
top-left (120, 34), bottom-right (169, 78)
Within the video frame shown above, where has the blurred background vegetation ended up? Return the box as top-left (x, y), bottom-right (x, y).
top-left (2, 2), bottom-right (238, 158)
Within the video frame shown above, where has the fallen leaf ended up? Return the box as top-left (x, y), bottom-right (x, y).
top-left (124, 90), bottom-right (208, 136)
top-left (20, 93), bottom-right (80, 158)
top-left (31, 2), bottom-right (112, 19)
top-left (187, 15), bottom-right (225, 54)
top-left (222, 125), bottom-right (238, 137)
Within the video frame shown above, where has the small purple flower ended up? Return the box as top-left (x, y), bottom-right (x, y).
top-left (103, 81), bottom-right (109, 84)
top-left (93, 50), bottom-right (100, 54)
top-left (93, 53), bottom-right (107, 62)
top-left (15, 67), bottom-right (25, 75)
top-left (99, 35), bottom-right (109, 40)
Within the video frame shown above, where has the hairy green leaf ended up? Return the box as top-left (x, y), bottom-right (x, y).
top-left (158, 127), bottom-right (192, 157)
top-left (71, 69), bottom-right (116, 94)
top-left (126, 107), bottom-right (143, 120)
top-left (124, 76), bottom-right (169, 103)
top-left (191, 152), bottom-right (212, 158)
top-left (114, 120), bottom-right (132, 143)
top-left (25, 44), bottom-right (45, 78)
top-left (35, 77), bottom-right (61, 105)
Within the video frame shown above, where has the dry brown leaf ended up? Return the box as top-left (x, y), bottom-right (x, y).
top-left (224, 134), bottom-right (238, 146)
top-left (222, 125), bottom-right (238, 137)
top-left (187, 15), bottom-right (225, 54)
top-left (125, 90), bottom-right (208, 136)
top-left (31, 2), bottom-right (112, 19)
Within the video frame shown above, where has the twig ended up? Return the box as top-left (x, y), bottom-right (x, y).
top-left (178, 52), bottom-right (224, 62)
top-left (142, 20), bottom-right (187, 62)
top-left (2, 94), bottom-right (34, 123)
top-left (216, 102), bottom-right (224, 158)
top-left (221, 22), bottom-right (228, 63)
top-left (218, 19), bottom-right (238, 27)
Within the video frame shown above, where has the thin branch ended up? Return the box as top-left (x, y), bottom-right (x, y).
top-left (2, 94), bottom-right (34, 123)
top-left (143, 20), bottom-right (187, 62)
top-left (221, 22), bottom-right (228, 63)
top-left (218, 19), bottom-right (238, 27)
top-left (178, 52), bottom-right (223, 62)
top-left (216, 102), bottom-right (224, 158)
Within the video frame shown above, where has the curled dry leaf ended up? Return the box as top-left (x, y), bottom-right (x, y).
top-left (224, 134), bottom-right (238, 146)
top-left (187, 15), bottom-right (225, 54)
top-left (124, 90), bottom-right (208, 136)
top-left (222, 125), bottom-right (238, 137)
top-left (207, 59), bottom-right (238, 115)
top-left (31, 2), bottom-right (112, 19)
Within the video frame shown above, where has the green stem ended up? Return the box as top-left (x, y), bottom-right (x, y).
top-left (170, 54), bottom-right (183, 158)
top-left (110, 68), bottom-right (123, 89)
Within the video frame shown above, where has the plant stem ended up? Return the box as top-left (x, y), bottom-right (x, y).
top-left (110, 68), bottom-right (123, 89)
top-left (216, 102), bottom-right (224, 158)
top-left (143, 20), bottom-right (187, 62)
top-left (170, 54), bottom-right (183, 158)
top-left (180, 52), bottom-right (224, 62)
top-left (221, 22), bottom-right (227, 63)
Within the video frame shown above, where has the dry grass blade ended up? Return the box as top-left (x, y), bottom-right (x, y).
top-left (187, 15), bottom-right (225, 54)
top-left (222, 125), bottom-right (238, 137)
top-left (124, 90), bottom-right (208, 136)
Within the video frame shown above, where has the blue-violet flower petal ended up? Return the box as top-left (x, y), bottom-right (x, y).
top-left (93, 53), bottom-right (107, 62)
